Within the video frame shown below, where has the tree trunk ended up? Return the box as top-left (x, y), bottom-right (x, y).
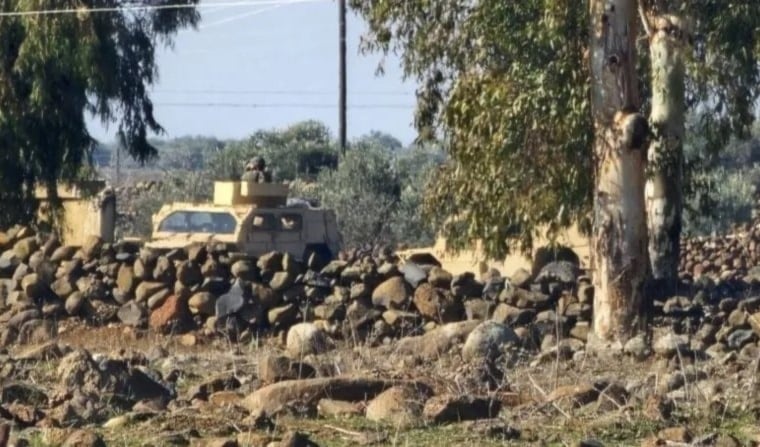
top-left (645, 14), bottom-right (688, 299)
top-left (588, 0), bottom-right (650, 347)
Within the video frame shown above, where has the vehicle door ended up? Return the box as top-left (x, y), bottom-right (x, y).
top-left (243, 211), bottom-right (276, 255)
top-left (273, 212), bottom-right (304, 258)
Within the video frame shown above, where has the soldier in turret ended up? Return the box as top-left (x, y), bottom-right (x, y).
top-left (241, 156), bottom-right (272, 183)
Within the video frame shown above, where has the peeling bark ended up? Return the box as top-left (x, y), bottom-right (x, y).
top-left (646, 14), bottom-right (688, 299)
top-left (589, 0), bottom-right (649, 347)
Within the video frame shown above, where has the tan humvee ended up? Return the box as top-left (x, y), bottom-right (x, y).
top-left (145, 181), bottom-right (341, 263)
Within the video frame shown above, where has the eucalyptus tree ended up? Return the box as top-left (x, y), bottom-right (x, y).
top-left (0, 0), bottom-right (199, 226)
top-left (642, 0), bottom-right (760, 296)
top-left (351, 0), bottom-right (760, 345)
top-left (350, 0), bottom-right (647, 344)
top-left (588, 0), bottom-right (649, 344)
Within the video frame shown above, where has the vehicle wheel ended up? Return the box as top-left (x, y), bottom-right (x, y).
top-left (303, 244), bottom-right (332, 271)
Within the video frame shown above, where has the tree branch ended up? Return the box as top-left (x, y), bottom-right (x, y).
top-left (638, 2), bottom-right (652, 38)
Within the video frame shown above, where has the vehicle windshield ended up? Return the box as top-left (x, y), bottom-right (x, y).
top-left (157, 211), bottom-right (237, 234)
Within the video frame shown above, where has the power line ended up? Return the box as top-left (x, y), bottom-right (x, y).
top-left (154, 101), bottom-right (413, 109)
top-left (198, 3), bottom-right (283, 29)
top-left (152, 88), bottom-right (415, 96)
top-left (0, 0), bottom-right (325, 17)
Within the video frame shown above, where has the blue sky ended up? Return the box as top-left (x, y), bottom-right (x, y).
top-left (86, 0), bottom-right (419, 145)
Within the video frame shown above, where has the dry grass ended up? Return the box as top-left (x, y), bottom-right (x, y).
top-left (6, 322), bottom-right (760, 447)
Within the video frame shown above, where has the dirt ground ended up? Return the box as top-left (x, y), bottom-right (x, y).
top-left (6, 321), bottom-right (758, 447)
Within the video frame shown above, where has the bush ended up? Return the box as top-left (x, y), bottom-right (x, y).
top-left (310, 144), bottom-right (441, 249)
top-left (683, 166), bottom-right (757, 236)
top-left (117, 171), bottom-right (212, 238)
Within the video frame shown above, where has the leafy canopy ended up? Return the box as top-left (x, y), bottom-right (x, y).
top-left (351, 0), bottom-right (593, 258)
top-left (351, 0), bottom-right (760, 259)
top-left (209, 120), bottom-right (339, 182)
top-left (0, 0), bottom-right (199, 226)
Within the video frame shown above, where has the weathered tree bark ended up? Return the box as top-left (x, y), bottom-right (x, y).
top-left (645, 14), bottom-right (689, 299)
top-left (588, 0), bottom-right (650, 347)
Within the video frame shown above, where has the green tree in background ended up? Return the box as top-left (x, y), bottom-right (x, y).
top-left (210, 120), bottom-right (339, 181)
top-left (0, 0), bottom-right (199, 226)
top-left (351, 0), bottom-right (594, 258)
top-left (308, 141), bottom-right (440, 249)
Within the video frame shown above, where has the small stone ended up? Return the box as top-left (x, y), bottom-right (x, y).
top-left (268, 303), bottom-right (298, 327)
top-left (135, 281), bottom-right (167, 303)
top-left (176, 261), bottom-right (203, 287)
top-left (462, 321), bottom-right (519, 361)
top-left (510, 268), bottom-right (531, 289)
top-left (64, 292), bottom-right (85, 316)
top-left (258, 354), bottom-right (316, 383)
top-left (400, 262), bottom-right (428, 288)
top-left (727, 329), bottom-right (756, 350)
top-left (216, 279), bottom-right (246, 318)
top-left (286, 323), bottom-right (333, 358)
top-left (372, 276), bottom-right (411, 309)
top-left (180, 334), bottom-right (198, 347)
top-left (118, 302), bottom-right (148, 327)
top-left (317, 398), bottom-right (364, 417)
top-left (270, 271), bottom-right (295, 292)
top-left (149, 295), bottom-right (190, 332)
top-left (423, 395), bottom-right (502, 423)
top-left (428, 267), bottom-right (453, 288)
top-left (257, 251), bottom-right (283, 272)
top-left (62, 429), bottom-right (106, 447)
top-left (189, 292), bottom-right (216, 316)
top-left (624, 334), bottom-right (652, 359)
top-left (653, 333), bottom-right (688, 357)
top-left (116, 264), bottom-right (136, 296)
top-left (657, 426), bottom-right (691, 443)
top-left (365, 384), bottom-right (433, 427)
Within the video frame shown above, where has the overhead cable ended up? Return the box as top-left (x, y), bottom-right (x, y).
top-left (0, 0), bottom-right (326, 17)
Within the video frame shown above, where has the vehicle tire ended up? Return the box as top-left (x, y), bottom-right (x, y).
top-left (303, 244), bottom-right (332, 271)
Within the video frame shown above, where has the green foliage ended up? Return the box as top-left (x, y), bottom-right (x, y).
top-left (683, 120), bottom-right (760, 236)
top-left (118, 171), bottom-right (211, 238)
top-left (351, 0), bottom-right (593, 258)
top-left (683, 166), bottom-right (756, 236)
top-left (351, 0), bottom-right (760, 258)
top-left (295, 140), bottom-right (441, 249)
top-left (0, 0), bottom-right (199, 227)
top-left (209, 120), bottom-right (339, 181)
top-left (110, 122), bottom-right (441, 249)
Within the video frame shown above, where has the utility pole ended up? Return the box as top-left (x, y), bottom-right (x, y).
top-left (338, 0), bottom-right (347, 155)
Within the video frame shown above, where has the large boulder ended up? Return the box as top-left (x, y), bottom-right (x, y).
top-left (286, 323), bottom-right (334, 358)
top-left (242, 377), bottom-right (414, 416)
top-left (395, 320), bottom-right (480, 360)
top-left (462, 321), bottom-right (520, 361)
top-left (149, 295), bottom-right (190, 332)
top-left (413, 283), bottom-right (463, 323)
top-left (371, 277), bottom-right (411, 309)
top-left (365, 384), bottom-right (434, 427)
top-left (531, 245), bottom-right (580, 278)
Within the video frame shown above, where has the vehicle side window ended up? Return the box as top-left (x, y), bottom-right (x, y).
top-left (279, 213), bottom-right (303, 231)
top-left (158, 211), bottom-right (237, 234)
top-left (252, 213), bottom-right (276, 231)
top-left (160, 213), bottom-right (188, 232)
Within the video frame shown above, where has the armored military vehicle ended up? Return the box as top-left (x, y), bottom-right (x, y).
top-left (145, 180), bottom-right (341, 264)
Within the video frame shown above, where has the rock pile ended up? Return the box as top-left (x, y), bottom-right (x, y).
top-left (4, 219), bottom-right (760, 362)
top-left (0, 225), bottom-right (593, 355)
